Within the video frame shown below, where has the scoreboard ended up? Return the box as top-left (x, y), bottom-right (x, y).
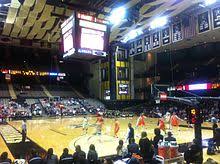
top-left (61, 12), bottom-right (110, 59)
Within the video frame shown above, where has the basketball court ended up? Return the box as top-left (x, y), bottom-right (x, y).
top-left (0, 116), bottom-right (219, 162)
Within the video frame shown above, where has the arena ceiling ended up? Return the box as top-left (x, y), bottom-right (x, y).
top-left (0, 0), bottom-right (204, 43)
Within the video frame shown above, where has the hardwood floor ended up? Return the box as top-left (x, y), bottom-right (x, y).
top-left (0, 116), bottom-right (219, 162)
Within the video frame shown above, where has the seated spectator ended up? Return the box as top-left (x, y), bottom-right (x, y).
top-left (0, 152), bottom-right (11, 164)
top-left (127, 138), bottom-right (139, 156)
top-left (139, 131), bottom-right (154, 162)
top-left (44, 148), bottom-right (58, 164)
top-left (184, 139), bottom-right (203, 164)
top-left (153, 128), bottom-right (163, 155)
top-left (73, 145), bottom-right (87, 164)
top-left (116, 140), bottom-right (127, 158)
top-left (165, 131), bottom-right (176, 142)
top-left (103, 158), bottom-right (113, 164)
top-left (59, 148), bottom-right (73, 164)
top-left (87, 144), bottom-right (98, 164)
top-left (28, 149), bottom-right (43, 164)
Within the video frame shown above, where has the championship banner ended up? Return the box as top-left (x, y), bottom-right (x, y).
top-left (144, 35), bottom-right (151, 52)
top-left (162, 27), bottom-right (170, 45)
top-left (172, 22), bottom-right (182, 42)
top-left (129, 41), bottom-right (135, 56)
top-left (136, 38), bottom-right (143, 54)
top-left (152, 31), bottom-right (160, 49)
top-left (212, 7), bottom-right (220, 29)
top-left (198, 11), bottom-right (210, 33)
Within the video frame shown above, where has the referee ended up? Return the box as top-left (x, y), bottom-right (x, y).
top-left (22, 119), bottom-right (27, 142)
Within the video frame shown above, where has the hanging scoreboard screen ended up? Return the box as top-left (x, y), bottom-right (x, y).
top-left (152, 32), bottom-right (160, 48)
top-left (198, 11), bottom-right (210, 33)
top-left (136, 39), bottom-right (143, 54)
top-left (61, 12), bottom-right (110, 59)
top-left (144, 35), bottom-right (151, 52)
top-left (162, 27), bottom-right (170, 45)
top-left (129, 41), bottom-right (136, 56)
top-left (212, 7), bottom-right (220, 29)
top-left (61, 15), bottom-right (75, 58)
top-left (172, 22), bottom-right (182, 42)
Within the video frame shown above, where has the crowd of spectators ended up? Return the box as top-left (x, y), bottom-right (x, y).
top-left (0, 97), bottom-right (106, 123)
top-left (40, 98), bottom-right (106, 117)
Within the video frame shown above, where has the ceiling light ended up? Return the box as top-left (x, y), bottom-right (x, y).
top-left (121, 29), bottom-right (143, 43)
top-left (204, 0), bottom-right (217, 6)
top-left (150, 16), bottom-right (168, 29)
top-left (109, 7), bottom-right (126, 26)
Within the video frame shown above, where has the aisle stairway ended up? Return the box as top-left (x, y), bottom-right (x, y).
top-left (0, 124), bottom-right (30, 144)
top-left (41, 85), bottom-right (52, 98)
top-left (0, 124), bottom-right (45, 158)
top-left (7, 83), bottom-right (17, 99)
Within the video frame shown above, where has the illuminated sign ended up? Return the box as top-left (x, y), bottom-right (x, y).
top-left (118, 84), bottom-right (129, 95)
top-left (0, 69), bottom-right (65, 77)
top-left (160, 92), bottom-right (167, 101)
top-left (167, 83), bottom-right (218, 91)
top-left (79, 20), bottom-right (107, 32)
top-left (188, 108), bottom-right (202, 124)
top-left (80, 28), bottom-right (104, 51)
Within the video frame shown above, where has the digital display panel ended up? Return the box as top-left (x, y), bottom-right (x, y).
top-left (104, 90), bottom-right (110, 100)
top-left (63, 30), bottom-right (74, 53)
top-left (118, 84), bottom-right (129, 95)
top-left (61, 12), bottom-right (109, 58)
top-left (80, 28), bottom-right (104, 51)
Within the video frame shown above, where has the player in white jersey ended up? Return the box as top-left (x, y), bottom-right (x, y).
top-left (82, 116), bottom-right (89, 135)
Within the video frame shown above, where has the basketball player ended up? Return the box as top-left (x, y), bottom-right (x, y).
top-left (135, 113), bottom-right (147, 131)
top-left (82, 116), bottom-right (88, 135)
top-left (164, 112), bottom-right (171, 130)
top-left (95, 114), bottom-right (104, 135)
top-left (170, 112), bottom-right (182, 131)
top-left (114, 118), bottom-right (120, 138)
top-left (158, 117), bottom-right (166, 134)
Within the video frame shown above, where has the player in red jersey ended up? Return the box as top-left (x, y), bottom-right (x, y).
top-left (170, 112), bottom-right (182, 131)
top-left (95, 114), bottom-right (104, 135)
top-left (114, 118), bottom-right (120, 138)
top-left (158, 118), bottom-right (166, 134)
top-left (136, 113), bottom-right (147, 130)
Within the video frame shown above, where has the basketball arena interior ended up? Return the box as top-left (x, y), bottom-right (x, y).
top-left (0, 0), bottom-right (220, 164)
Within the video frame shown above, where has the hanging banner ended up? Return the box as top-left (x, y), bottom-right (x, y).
top-left (129, 41), bottom-right (135, 56)
top-left (136, 38), bottom-right (143, 54)
top-left (198, 11), bottom-right (210, 33)
top-left (172, 22), bottom-right (182, 42)
top-left (212, 7), bottom-right (220, 29)
top-left (162, 27), bottom-right (170, 45)
top-left (152, 31), bottom-right (160, 49)
top-left (144, 35), bottom-right (151, 52)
